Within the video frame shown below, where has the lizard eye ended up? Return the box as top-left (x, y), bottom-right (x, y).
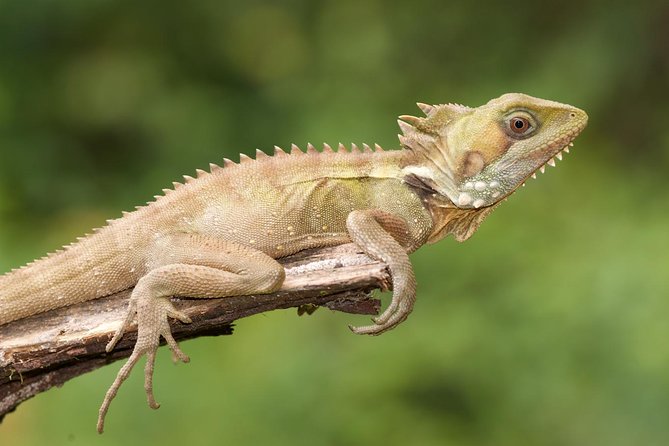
top-left (503, 112), bottom-right (536, 138)
top-left (510, 117), bottom-right (530, 133)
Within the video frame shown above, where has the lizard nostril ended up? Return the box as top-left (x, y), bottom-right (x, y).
top-left (569, 112), bottom-right (576, 118)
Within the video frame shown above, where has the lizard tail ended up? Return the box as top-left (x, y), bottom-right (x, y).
top-left (0, 224), bottom-right (143, 325)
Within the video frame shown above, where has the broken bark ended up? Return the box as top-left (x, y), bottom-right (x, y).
top-left (0, 244), bottom-right (388, 421)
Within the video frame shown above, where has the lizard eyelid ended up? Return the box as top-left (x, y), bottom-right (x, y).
top-left (503, 110), bottom-right (538, 138)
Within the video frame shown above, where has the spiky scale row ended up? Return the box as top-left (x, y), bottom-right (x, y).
top-left (417, 102), bottom-right (435, 115)
top-left (398, 115), bottom-right (423, 127)
top-left (13, 141), bottom-right (390, 275)
top-left (266, 142), bottom-right (386, 156)
top-left (397, 119), bottom-right (415, 135)
top-left (289, 144), bottom-right (301, 155)
top-left (207, 141), bottom-right (384, 199)
top-left (158, 142), bottom-right (384, 231)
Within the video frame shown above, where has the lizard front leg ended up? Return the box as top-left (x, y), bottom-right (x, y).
top-left (97, 234), bottom-right (285, 433)
top-left (346, 209), bottom-right (417, 335)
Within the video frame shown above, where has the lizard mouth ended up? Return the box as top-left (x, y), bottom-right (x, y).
top-left (517, 120), bottom-right (587, 190)
top-left (521, 138), bottom-right (575, 187)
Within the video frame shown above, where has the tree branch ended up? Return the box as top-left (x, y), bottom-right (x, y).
top-left (0, 244), bottom-right (387, 421)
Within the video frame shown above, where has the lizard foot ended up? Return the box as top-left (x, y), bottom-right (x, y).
top-left (348, 292), bottom-right (412, 336)
top-left (97, 297), bottom-right (192, 433)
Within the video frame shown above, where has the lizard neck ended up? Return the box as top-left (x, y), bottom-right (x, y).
top-left (397, 161), bottom-right (499, 244)
top-left (425, 198), bottom-right (499, 243)
top-left (394, 148), bottom-right (498, 243)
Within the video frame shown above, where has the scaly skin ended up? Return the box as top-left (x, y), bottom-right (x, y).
top-left (0, 93), bottom-right (588, 432)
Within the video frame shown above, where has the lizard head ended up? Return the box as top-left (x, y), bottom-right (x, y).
top-left (399, 93), bottom-right (588, 209)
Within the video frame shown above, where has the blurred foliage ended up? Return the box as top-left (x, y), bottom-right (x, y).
top-left (1, 0), bottom-right (668, 445)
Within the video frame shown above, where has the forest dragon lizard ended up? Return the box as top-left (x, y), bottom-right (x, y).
top-left (0, 93), bottom-right (588, 432)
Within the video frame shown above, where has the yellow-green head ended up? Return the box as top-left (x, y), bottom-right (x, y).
top-left (399, 93), bottom-right (588, 209)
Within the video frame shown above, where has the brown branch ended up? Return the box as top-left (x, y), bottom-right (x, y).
top-left (0, 244), bottom-right (387, 421)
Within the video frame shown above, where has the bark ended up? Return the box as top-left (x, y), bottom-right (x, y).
top-left (0, 244), bottom-right (388, 421)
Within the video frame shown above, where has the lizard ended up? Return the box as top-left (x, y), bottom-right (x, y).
top-left (0, 93), bottom-right (588, 432)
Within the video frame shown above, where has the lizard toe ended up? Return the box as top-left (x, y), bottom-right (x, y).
top-left (348, 322), bottom-right (386, 336)
top-left (106, 299), bottom-right (138, 352)
top-left (166, 303), bottom-right (192, 324)
top-left (163, 328), bottom-right (190, 363)
top-left (144, 349), bottom-right (161, 409)
top-left (349, 298), bottom-right (411, 335)
top-left (372, 299), bottom-right (399, 325)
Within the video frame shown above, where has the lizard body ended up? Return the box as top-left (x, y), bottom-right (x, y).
top-left (0, 93), bottom-right (588, 432)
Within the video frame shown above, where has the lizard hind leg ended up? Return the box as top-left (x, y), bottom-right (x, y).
top-left (97, 235), bottom-right (285, 433)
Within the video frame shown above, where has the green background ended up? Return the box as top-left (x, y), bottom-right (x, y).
top-left (1, 0), bottom-right (668, 445)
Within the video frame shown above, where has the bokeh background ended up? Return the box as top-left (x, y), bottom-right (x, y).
top-left (1, 0), bottom-right (668, 445)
